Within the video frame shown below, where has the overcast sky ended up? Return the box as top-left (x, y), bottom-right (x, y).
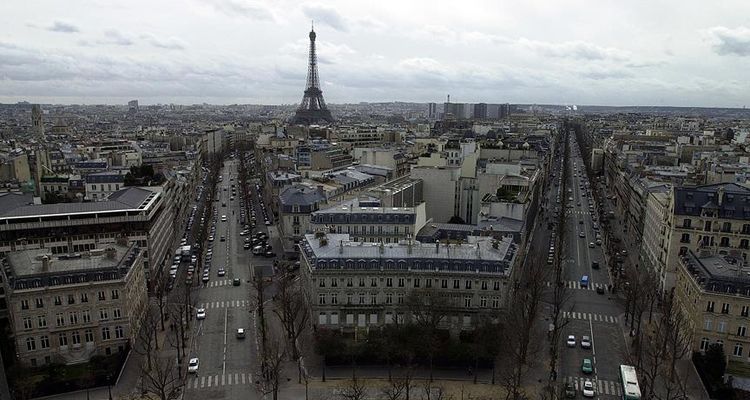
top-left (1, 0), bottom-right (750, 107)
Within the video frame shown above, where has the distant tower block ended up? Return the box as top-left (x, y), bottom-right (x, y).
top-left (31, 104), bottom-right (44, 140)
top-left (292, 24), bottom-right (334, 125)
top-left (128, 100), bottom-right (139, 113)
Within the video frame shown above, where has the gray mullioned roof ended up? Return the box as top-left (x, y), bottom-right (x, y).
top-left (673, 183), bottom-right (750, 218)
top-left (0, 187), bottom-right (157, 218)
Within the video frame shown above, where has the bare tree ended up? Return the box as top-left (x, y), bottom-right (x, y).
top-left (272, 273), bottom-right (310, 360)
top-left (140, 356), bottom-right (181, 400)
top-left (401, 288), bottom-right (450, 382)
top-left (381, 377), bottom-right (406, 400)
top-left (135, 305), bottom-right (161, 371)
top-left (420, 380), bottom-right (454, 400)
top-left (257, 337), bottom-right (287, 400)
top-left (338, 376), bottom-right (368, 400)
top-left (250, 269), bottom-right (272, 359)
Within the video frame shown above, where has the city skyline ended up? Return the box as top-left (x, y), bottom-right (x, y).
top-left (1, 0), bottom-right (750, 107)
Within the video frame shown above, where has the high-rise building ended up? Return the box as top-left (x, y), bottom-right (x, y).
top-left (31, 104), bottom-right (44, 140)
top-left (127, 100), bottom-right (139, 113)
top-left (427, 103), bottom-right (438, 120)
top-left (473, 103), bottom-right (488, 119)
top-left (292, 26), bottom-right (334, 125)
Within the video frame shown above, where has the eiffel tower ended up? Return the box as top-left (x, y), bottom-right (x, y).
top-left (292, 24), bottom-right (334, 125)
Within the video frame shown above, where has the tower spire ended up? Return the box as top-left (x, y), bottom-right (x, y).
top-left (292, 26), bottom-right (334, 125)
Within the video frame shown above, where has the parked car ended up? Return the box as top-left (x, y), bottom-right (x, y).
top-left (196, 308), bottom-right (206, 320)
top-left (581, 336), bottom-right (592, 349)
top-left (188, 358), bottom-right (200, 373)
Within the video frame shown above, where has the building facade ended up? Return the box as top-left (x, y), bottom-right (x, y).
top-left (299, 233), bottom-right (518, 334)
top-left (1, 244), bottom-right (147, 366)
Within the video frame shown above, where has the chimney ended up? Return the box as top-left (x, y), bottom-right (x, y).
top-left (41, 255), bottom-right (50, 272)
top-left (435, 241), bottom-right (440, 254)
top-left (379, 241), bottom-right (385, 254)
top-left (407, 235), bottom-right (413, 254)
top-left (339, 240), bottom-right (344, 254)
top-left (717, 186), bottom-right (725, 206)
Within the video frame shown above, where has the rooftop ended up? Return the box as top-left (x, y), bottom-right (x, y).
top-left (673, 183), bottom-right (750, 219)
top-left (680, 250), bottom-right (750, 296)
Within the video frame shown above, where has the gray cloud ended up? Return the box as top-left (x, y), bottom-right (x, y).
top-left (46, 20), bottom-right (80, 33)
top-left (140, 34), bottom-right (187, 50)
top-left (707, 26), bottom-right (750, 56)
top-left (99, 30), bottom-right (133, 46)
top-left (519, 38), bottom-right (629, 61)
top-left (302, 4), bottom-right (348, 32)
top-left (208, 0), bottom-right (275, 21)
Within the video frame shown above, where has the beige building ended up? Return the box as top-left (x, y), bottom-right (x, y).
top-left (675, 250), bottom-right (750, 365)
top-left (640, 187), bottom-right (672, 291)
top-left (1, 244), bottom-right (147, 366)
top-left (664, 183), bottom-right (750, 293)
top-left (299, 233), bottom-right (518, 334)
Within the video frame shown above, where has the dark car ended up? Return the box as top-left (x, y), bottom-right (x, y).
top-left (591, 261), bottom-right (599, 270)
top-left (264, 250), bottom-right (276, 258)
top-left (233, 278), bottom-right (241, 286)
top-left (596, 286), bottom-right (605, 294)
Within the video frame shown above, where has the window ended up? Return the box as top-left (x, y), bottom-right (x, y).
top-left (397, 293), bottom-right (404, 304)
top-left (67, 294), bottom-right (75, 305)
top-left (371, 278), bottom-right (377, 287)
top-left (319, 279), bottom-right (326, 287)
top-left (98, 291), bottom-right (106, 301)
top-left (56, 313), bottom-right (65, 327)
top-left (84, 329), bottom-right (94, 342)
top-left (26, 337), bottom-right (36, 351)
top-left (441, 279), bottom-right (448, 289)
top-left (113, 309), bottom-right (122, 319)
top-left (722, 303), bottom-right (731, 314)
top-left (742, 306), bottom-right (749, 317)
top-left (386, 293), bottom-right (393, 304)
top-left (331, 293), bottom-right (338, 305)
top-left (707, 301), bottom-right (715, 312)
top-left (720, 237), bottom-right (730, 247)
top-left (738, 326), bottom-right (747, 337)
top-left (704, 319), bottom-right (713, 331)
top-left (742, 239), bottom-right (750, 250)
top-left (331, 279), bottom-right (338, 287)
top-left (82, 310), bottom-right (91, 323)
top-left (54, 296), bottom-right (62, 306)
top-left (718, 321), bottom-right (727, 333)
top-left (101, 327), bottom-right (111, 340)
top-left (453, 279), bottom-right (460, 289)
top-left (23, 317), bottom-right (32, 330)
top-left (346, 278), bottom-right (353, 287)
top-left (414, 278), bottom-right (420, 288)
top-left (35, 298), bottom-right (44, 308)
top-left (723, 222), bottom-right (732, 233)
top-left (115, 326), bottom-right (124, 339)
top-left (37, 315), bottom-right (47, 328)
top-left (481, 281), bottom-right (488, 290)
top-left (464, 297), bottom-right (472, 308)
top-left (398, 278), bottom-right (405, 287)
top-left (58, 332), bottom-right (68, 346)
top-left (71, 331), bottom-right (81, 345)
top-left (371, 294), bottom-right (377, 304)
top-left (465, 280), bottom-right (472, 289)
top-left (80, 293), bottom-right (88, 303)
top-left (100, 309), bottom-right (109, 320)
top-left (493, 281), bottom-right (501, 291)
top-left (69, 312), bottom-right (78, 325)
top-left (700, 337), bottom-right (710, 351)
top-left (318, 294), bottom-right (326, 305)
top-left (680, 233), bottom-right (690, 243)
top-left (358, 293), bottom-right (364, 304)
top-left (743, 224), bottom-right (750, 234)
top-left (386, 278), bottom-right (393, 287)
top-left (492, 297), bottom-right (500, 308)
top-left (40, 335), bottom-right (49, 349)
top-left (683, 218), bottom-right (692, 228)
top-left (347, 294), bottom-right (352, 304)
top-left (734, 343), bottom-right (744, 357)
top-left (359, 278), bottom-right (365, 287)
top-left (480, 296), bottom-right (488, 307)
top-left (111, 290), bottom-right (119, 300)
top-left (426, 279), bottom-right (432, 288)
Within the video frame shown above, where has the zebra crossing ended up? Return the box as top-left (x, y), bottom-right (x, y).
top-left (198, 299), bottom-right (252, 309)
top-left (546, 280), bottom-right (607, 291)
top-left (567, 210), bottom-right (590, 215)
top-left (204, 279), bottom-right (232, 288)
top-left (562, 311), bottom-right (619, 324)
top-left (188, 372), bottom-right (254, 390)
top-left (566, 376), bottom-right (622, 397)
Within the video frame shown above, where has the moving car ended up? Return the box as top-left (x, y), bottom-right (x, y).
top-left (236, 328), bottom-right (245, 339)
top-left (233, 278), bottom-right (241, 286)
top-left (188, 357), bottom-right (200, 373)
top-left (582, 380), bottom-right (595, 397)
top-left (564, 383), bottom-right (576, 398)
top-left (596, 286), bottom-right (605, 294)
top-left (217, 268), bottom-right (226, 276)
top-left (196, 308), bottom-right (206, 319)
top-left (581, 358), bottom-right (593, 374)
top-left (581, 336), bottom-right (592, 349)
top-left (566, 335), bottom-right (576, 347)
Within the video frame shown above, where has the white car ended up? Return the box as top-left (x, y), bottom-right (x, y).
top-left (582, 380), bottom-right (595, 397)
top-left (566, 335), bottom-right (576, 347)
top-left (581, 335), bottom-right (592, 349)
top-left (188, 357), bottom-right (199, 373)
top-left (196, 308), bottom-right (206, 320)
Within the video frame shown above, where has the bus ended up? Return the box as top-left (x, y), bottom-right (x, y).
top-left (619, 365), bottom-right (641, 400)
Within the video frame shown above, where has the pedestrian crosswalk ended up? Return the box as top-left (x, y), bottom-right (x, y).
top-left (204, 279), bottom-right (232, 287)
top-left (566, 376), bottom-right (622, 397)
top-left (546, 281), bottom-right (607, 291)
top-left (562, 311), bottom-right (619, 324)
top-left (198, 299), bottom-right (252, 309)
top-left (188, 372), bottom-right (254, 390)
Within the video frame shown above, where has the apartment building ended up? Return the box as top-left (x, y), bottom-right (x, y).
top-left (675, 250), bottom-right (750, 365)
top-left (1, 244), bottom-right (147, 366)
top-left (278, 183), bottom-right (327, 251)
top-left (640, 188), bottom-right (672, 291)
top-left (664, 183), bottom-right (750, 292)
top-left (299, 233), bottom-right (518, 334)
top-left (0, 186), bottom-right (173, 291)
top-left (309, 199), bottom-right (427, 244)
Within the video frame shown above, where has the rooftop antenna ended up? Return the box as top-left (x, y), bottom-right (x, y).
top-left (447, 94), bottom-right (451, 103)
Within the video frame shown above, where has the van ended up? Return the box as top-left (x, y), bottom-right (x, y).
top-left (580, 275), bottom-right (589, 288)
top-left (236, 328), bottom-right (245, 339)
